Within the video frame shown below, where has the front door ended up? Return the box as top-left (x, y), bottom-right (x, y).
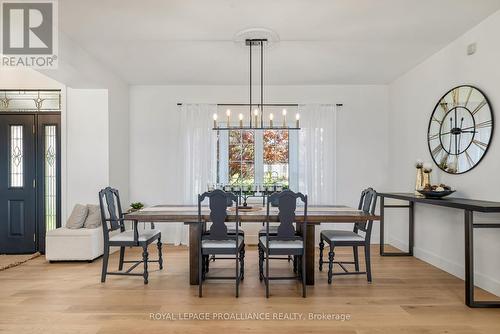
top-left (0, 115), bottom-right (37, 253)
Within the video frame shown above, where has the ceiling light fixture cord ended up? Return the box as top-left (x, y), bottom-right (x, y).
top-left (261, 40), bottom-right (264, 128)
top-left (249, 41), bottom-right (252, 128)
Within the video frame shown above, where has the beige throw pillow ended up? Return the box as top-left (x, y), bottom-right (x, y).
top-left (66, 204), bottom-right (88, 229)
top-left (84, 204), bottom-right (102, 229)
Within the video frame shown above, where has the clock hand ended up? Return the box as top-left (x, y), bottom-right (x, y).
top-left (440, 130), bottom-right (476, 136)
top-left (461, 123), bottom-right (485, 131)
top-left (457, 117), bottom-right (478, 133)
top-left (454, 116), bottom-right (458, 155)
top-left (449, 117), bottom-right (453, 154)
top-left (458, 117), bottom-right (464, 154)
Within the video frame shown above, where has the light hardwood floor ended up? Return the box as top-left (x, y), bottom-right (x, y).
top-left (0, 253), bottom-right (40, 271)
top-left (1, 245), bottom-right (500, 334)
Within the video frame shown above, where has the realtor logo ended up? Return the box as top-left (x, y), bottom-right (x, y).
top-left (1, 0), bottom-right (58, 68)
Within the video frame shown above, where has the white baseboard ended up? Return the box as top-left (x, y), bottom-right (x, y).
top-left (388, 236), bottom-right (500, 297)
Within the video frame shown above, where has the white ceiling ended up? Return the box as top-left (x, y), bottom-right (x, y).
top-left (60, 0), bottom-right (500, 85)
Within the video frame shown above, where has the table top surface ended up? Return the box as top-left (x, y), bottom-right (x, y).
top-left (125, 205), bottom-right (380, 223)
top-left (379, 192), bottom-right (500, 213)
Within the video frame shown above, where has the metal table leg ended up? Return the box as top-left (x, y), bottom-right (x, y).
top-left (379, 195), bottom-right (414, 256)
top-left (464, 210), bottom-right (500, 308)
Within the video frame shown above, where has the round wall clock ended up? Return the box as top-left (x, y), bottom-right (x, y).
top-left (428, 85), bottom-right (494, 174)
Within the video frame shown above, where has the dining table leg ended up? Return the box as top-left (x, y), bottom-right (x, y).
top-left (188, 222), bottom-right (201, 285)
top-left (305, 224), bottom-right (316, 285)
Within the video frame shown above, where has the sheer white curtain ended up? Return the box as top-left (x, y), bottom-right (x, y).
top-left (297, 104), bottom-right (337, 205)
top-left (168, 104), bottom-right (217, 245)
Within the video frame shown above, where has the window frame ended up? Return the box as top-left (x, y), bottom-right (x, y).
top-left (217, 129), bottom-right (298, 189)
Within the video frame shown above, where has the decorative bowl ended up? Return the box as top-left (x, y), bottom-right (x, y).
top-left (417, 189), bottom-right (455, 199)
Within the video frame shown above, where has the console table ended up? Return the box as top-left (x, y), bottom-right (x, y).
top-left (378, 192), bottom-right (500, 308)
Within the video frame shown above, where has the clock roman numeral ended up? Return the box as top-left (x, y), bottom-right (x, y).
top-left (452, 89), bottom-right (459, 106)
top-left (439, 101), bottom-right (448, 113)
top-left (471, 99), bottom-right (487, 115)
top-left (464, 151), bottom-right (475, 168)
top-left (432, 144), bottom-right (444, 157)
top-left (428, 133), bottom-right (440, 141)
top-left (464, 87), bottom-right (473, 108)
top-left (439, 153), bottom-right (449, 166)
top-left (476, 120), bottom-right (493, 129)
top-left (472, 139), bottom-right (488, 151)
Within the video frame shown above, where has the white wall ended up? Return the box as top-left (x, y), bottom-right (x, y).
top-left (0, 68), bottom-right (64, 89)
top-left (129, 85), bottom-right (389, 243)
top-left (66, 88), bottom-right (109, 210)
top-left (40, 33), bottom-right (130, 205)
top-left (387, 10), bottom-right (500, 295)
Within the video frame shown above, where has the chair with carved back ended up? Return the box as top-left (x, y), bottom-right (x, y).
top-left (198, 189), bottom-right (245, 297)
top-left (259, 190), bottom-right (308, 298)
top-left (99, 187), bottom-right (163, 284)
top-left (206, 194), bottom-right (244, 265)
top-left (257, 195), bottom-right (295, 271)
top-left (318, 188), bottom-right (377, 284)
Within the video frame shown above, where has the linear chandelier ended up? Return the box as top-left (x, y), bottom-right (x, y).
top-left (212, 38), bottom-right (300, 131)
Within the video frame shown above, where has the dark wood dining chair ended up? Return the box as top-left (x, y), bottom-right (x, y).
top-left (257, 195), bottom-right (281, 238)
top-left (198, 189), bottom-right (245, 297)
top-left (259, 190), bottom-right (308, 298)
top-left (257, 195), bottom-right (295, 270)
top-left (98, 187), bottom-right (163, 284)
top-left (206, 192), bottom-right (244, 266)
top-left (318, 188), bottom-right (377, 284)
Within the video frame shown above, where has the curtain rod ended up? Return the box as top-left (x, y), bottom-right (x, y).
top-left (0, 89), bottom-right (62, 92)
top-left (176, 103), bottom-right (344, 107)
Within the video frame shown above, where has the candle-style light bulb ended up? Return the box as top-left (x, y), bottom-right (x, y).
top-left (253, 109), bottom-right (259, 128)
top-left (239, 113), bottom-right (243, 127)
top-left (295, 113), bottom-right (300, 128)
top-left (226, 109), bottom-right (231, 126)
top-left (213, 113), bottom-right (218, 128)
top-left (269, 113), bottom-right (274, 128)
top-left (282, 108), bottom-right (287, 127)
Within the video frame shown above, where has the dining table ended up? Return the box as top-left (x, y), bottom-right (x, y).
top-left (125, 205), bottom-right (380, 285)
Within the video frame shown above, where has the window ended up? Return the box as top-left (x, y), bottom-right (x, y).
top-left (228, 130), bottom-right (255, 185)
top-left (44, 125), bottom-right (57, 231)
top-left (263, 130), bottom-right (289, 186)
top-left (0, 90), bottom-right (61, 112)
top-left (216, 106), bottom-right (297, 189)
top-left (9, 125), bottom-right (23, 188)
